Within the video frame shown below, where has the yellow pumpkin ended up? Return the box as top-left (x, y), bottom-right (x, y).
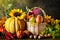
top-left (5, 17), bottom-right (25, 34)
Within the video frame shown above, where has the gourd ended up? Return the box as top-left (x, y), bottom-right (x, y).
top-left (5, 17), bottom-right (25, 34)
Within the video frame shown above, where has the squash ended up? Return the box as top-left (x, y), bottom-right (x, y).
top-left (5, 17), bottom-right (25, 34)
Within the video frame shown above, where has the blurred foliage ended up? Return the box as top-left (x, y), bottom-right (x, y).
top-left (0, 0), bottom-right (29, 18)
top-left (41, 15), bottom-right (60, 39)
top-left (41, 22), bottom-right (60, 39)
top-left (46, 24), bottom-right (60, 38)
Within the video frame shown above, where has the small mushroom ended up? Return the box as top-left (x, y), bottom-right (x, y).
top-left (34, 35), bottom-right (37, 39)
top-left (44, 34), bottom-right (47, 37)
top-left (47, 34), bottom-right (51, 37)
top-left (38, 35), bottom-right (41, 39)
top-left (40, 34), bottom-right (43, 37)
top-left (29, 35), bottom-right (33, 38)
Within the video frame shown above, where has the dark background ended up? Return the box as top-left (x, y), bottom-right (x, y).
top-left (0, 0), bottom-right (60, 19)
top-left (27, 0), bottom-right (60, 19)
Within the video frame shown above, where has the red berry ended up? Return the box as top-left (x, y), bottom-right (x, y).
top-left (5, 35), bottom-right (10, 40)
top-left (13, 34), bottom-right (16, 37)
top-left (6, 32), bottom-right (14, 39)
top-left (0, 27), bottom-right (6, 33)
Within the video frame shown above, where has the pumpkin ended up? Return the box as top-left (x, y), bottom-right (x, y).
top-left (5, 17), bottom-right (25, 34)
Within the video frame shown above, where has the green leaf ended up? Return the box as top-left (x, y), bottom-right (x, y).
top-left (26, 6), bottom-right (30, 12)
top-left (55, 24), bottom-right (60, 30)
top-left (49, 27), bottom-right (52, 33)
top-left (51, 31), bottom-right (56, 39)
